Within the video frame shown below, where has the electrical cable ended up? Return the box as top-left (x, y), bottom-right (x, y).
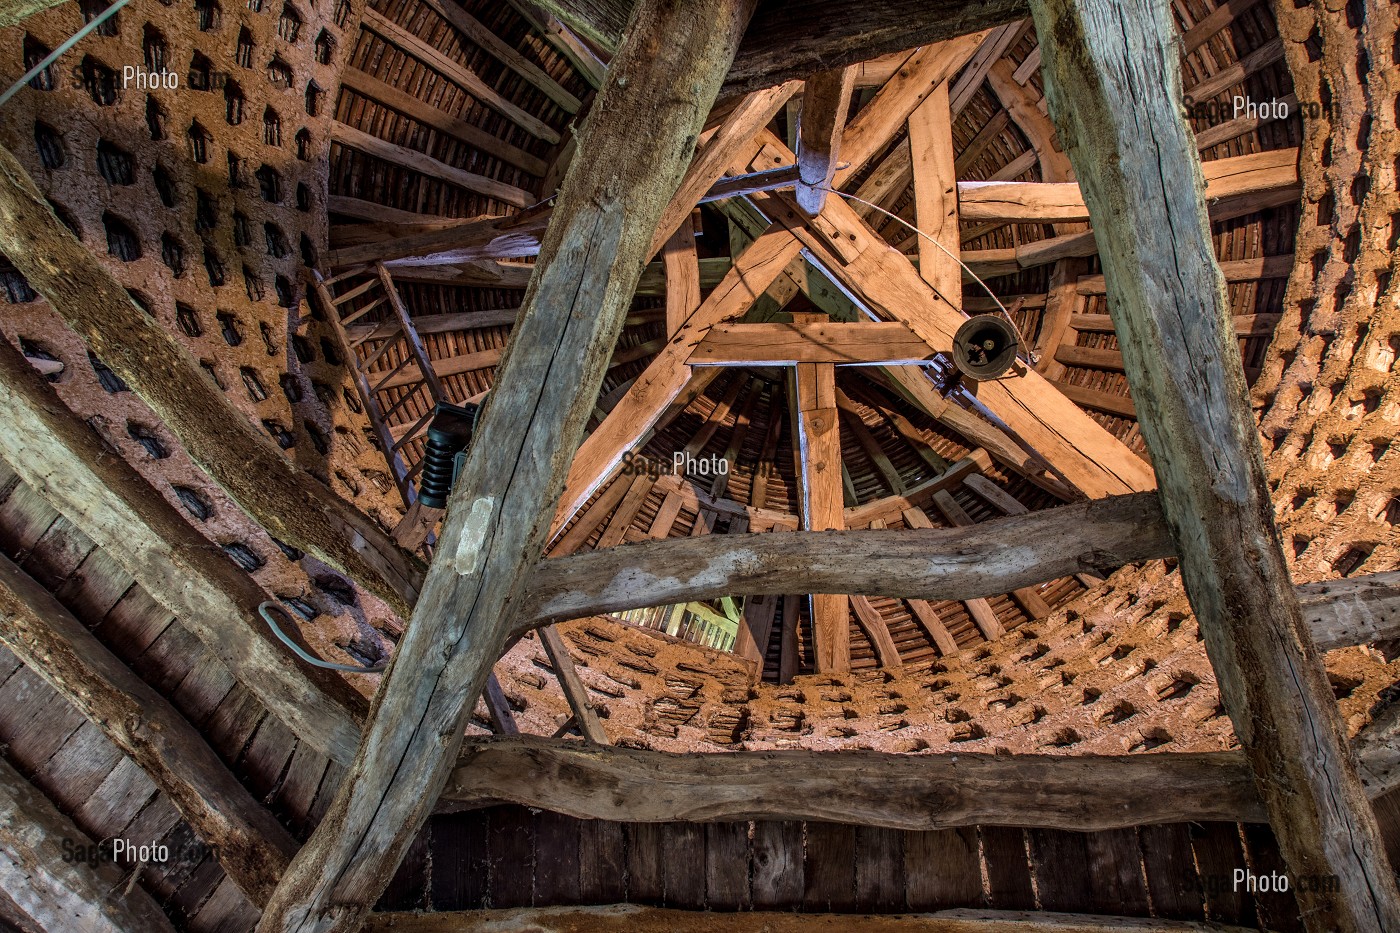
top-left (0, 0), bottom-right (137, 108)
top-left (257, 601), bottom-right (387, 674)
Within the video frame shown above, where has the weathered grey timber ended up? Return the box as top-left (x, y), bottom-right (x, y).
top-left (254, 1), bottom-right (759, 930)
top-left (521, 492), bottom-right (1173, 629)
top-left (0, 553), bottom-right (298, 906)
top-left (0, 339), bottom-right (364, 766)
top-left (443, 736), bottom-right (1262, 829)
top-left (0, 756), bottom-right (179, 933)
top-left (1031, 0), bottom-right (1400, 929)
top-left (0, 144), bottom-right (426, 618)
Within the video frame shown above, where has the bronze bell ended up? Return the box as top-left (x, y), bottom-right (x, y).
top-left (952, 314), bottom-right (1021, 381)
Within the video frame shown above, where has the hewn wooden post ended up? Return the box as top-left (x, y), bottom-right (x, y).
top-left (254, 2), bottom-right (758, 930)
top-left (1029, 1), bottom-right (1400, 929)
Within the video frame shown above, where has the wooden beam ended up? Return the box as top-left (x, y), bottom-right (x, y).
top-left (552, 223), bottom-right (803, 532)
top-left (0, 756), bottom-right (179, 933)
top-left (537, 624), bottom-right (609, 744)
top-left (420, 0), bottom-right (582, 113)
top-left (788, 315), bottom-right (847, 674)
top-left (1076, 255), bottom-right (1293, 295)
top-left (339, 69), bottom-right (548, 177)
top-left (747, 137), bottom-right (1157, 498)
top-left (907, 501), bottom-right (1002, 640)
top-left (649, 81), bottom-right (799, 256)
top-left (957, 149), bottom-right (1300, 223)
top-left (1031, 1), bottom-right (1400, 928)
top-left (255, 3), bottom-right (759, 930)
top-left (832, 34), bottom-right (987, 189)
top-left (507, 0), bottom-right (608, 88)
top-left (330, 207), bottom-right (551, 268)
top-left (537, 0), bottom-right (1031, 99)
top-left (521, 491), bottom-right (1171, 630)
top-left (330, 123), bottom-right (533, 209)
top-left (369, 906), bottom-right (1254, 933)
top-left (850, 594), bottom-right (902, 666)
top-left (688, 322), bottom-right (931, 366)
top-left (908, 80), bottom-right (961, 304)
top-left (662, 222), bottom-right (700, 338)
top-left (795, 65), bottom-right (856, 215)
top-left (360, 8), bottom-right (561, 143)
top-left (442, 736), bottom-right (1261, 829)
top-left (0, 553), bottom-right (298, 906)
top-left (0, 338), bottom-right (365, 766)
top-left (0, 143), bottom-right (427, 619)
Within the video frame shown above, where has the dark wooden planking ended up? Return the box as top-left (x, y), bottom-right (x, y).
top-left (1029, 829), bottom-right (1095, 913)
top-left (534, 811), bottom-right (583, 906)
top-left (855, 826), bottom-right (905, 911)
top-left (704, 822), bottom-right (751, 909)
top-left (803, 822), bottom-right (857, 912)
top-left (0, 755), bottom-right (178, 933)
top-left (662, 823), bottom-right (706, 909)
top-left (904, 828), bottom-right (981, 910)
top-left (751, 820), bottom-right (803, 909)
top-left (1189, 822), bottom-right (1256, 927)
top-left (1240, 822), bottom-right (1305, 933)
top-left (377, 827), bottom-right (431, 912)
top-left (626, 823), bottom-right (666, 904)
top-left (981, 827), bottom-right (1035, 911)
top-left (0, 553), bottom-right (298, 905)
top-left (1085, 828), bottom-right (1151, 916)
top-left (429, 812), bottom-right (489, 911)
top-left (487, 807), bottom-right (537, 908)
top-left (577, 820), bottom-right (626, 904)
top-left (1138, 823), bottom-right (1205, 921)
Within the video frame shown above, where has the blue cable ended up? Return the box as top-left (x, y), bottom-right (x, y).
top-left (257, 601), bottom-right (387, 674)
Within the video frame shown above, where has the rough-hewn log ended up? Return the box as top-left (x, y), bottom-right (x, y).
top-left (254, 3), bottom-right (758, 930)
top-left (0, 756), bottom-right (179, 933)
top-left (0, 143), bottom-right (426, 618)
top-left (0, 553), bottom-right (297, 906)
top-left (441, 736), bottom-right (1261, 828)
top-left (1299, 572), bottom-right (1400, 651)
top-left (520, 492), bottom-right (1170, 628)
top-left (368, 906), bottom-right (1254, 933)
top-left (1031, 1), bottom-right (1400, 929)
top-left (0, 339), bottom-right (364, 765)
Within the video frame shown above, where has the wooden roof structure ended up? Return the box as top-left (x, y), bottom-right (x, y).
top-left (0, 0), bottom-right (1397, 930)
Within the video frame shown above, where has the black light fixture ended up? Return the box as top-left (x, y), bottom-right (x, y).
top-left (951, 314), bottom-right (1022, 381)
top-left (416, 400), bottom-right (482, 509)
